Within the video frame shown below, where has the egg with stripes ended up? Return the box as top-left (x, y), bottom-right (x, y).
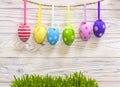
top-left (47, 27), bottom-right (59, 45)
top-left (18, 24), bottom-right (31, 42)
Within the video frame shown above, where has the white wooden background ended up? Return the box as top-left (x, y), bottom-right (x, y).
top-left (0, 0), bottom-right (120, 87)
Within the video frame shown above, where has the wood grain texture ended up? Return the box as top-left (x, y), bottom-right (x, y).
top-left (0, 0), bottom-right (120, 87)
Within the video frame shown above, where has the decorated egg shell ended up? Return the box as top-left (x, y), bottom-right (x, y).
top-left (62, 26), bottom-right (75, 46)
top-left (34, 24), bottom-right (46, 44)
top-left (18, 24), bottom-right (31, 42)
top-left (47, 27), bottom-right (59, 45)
top-left (93, 19), bottom-right (106, 38)
top-left (79, 22), bottom-right (92, 41)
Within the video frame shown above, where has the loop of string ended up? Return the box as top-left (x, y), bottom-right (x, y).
top-left (38, 4), bottom-right (42, 25)
top-left (67, 6), bottom-right (71, 26)
top-left (98, 0), bottom-right (100, 20)
top-left (84, 0), bottom-right (86, 23)
top-left (51, 5), bottom-right (55, 27)
top-left (24, 0), bottom-right (27, 25)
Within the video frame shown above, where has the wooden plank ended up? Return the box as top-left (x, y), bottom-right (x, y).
top-left (0, 33), bottom-right (120, 57)
top-left (98, 82), bottom-right (120, 87)
top-left (0, 58), bottom-right (120, 82)
top-left (0, 9), bottom-right (119, 34)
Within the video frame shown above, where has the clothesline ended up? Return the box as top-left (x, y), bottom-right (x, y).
top-left (25, 0), bottom-right (104, 7)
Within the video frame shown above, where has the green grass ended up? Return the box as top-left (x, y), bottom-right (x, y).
top-left (11, 72), bottom-right (98, 87)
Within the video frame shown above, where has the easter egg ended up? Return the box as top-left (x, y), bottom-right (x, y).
top-left (34, 24), bottom-right (46, 44)
top-left (79, 22), bottom-right (92, 41)
top-left (62, 26), bottom-right (75, 46)
top-left (47, 27), bottom-right (59, 45)
top-left (93, 19), bottom-right (106, 38)
top-left (18, 24), bottom-right (31, 42)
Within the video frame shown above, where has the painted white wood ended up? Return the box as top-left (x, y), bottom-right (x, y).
top-left (0, 58), bottom-right (120, 84)
top-left (0, 0), bottom-right (120, 87)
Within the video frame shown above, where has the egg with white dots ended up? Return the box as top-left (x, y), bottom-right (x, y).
top-left (93, 19), bottom-right (106, 38)
top-left (62, 26), bottom-right (75, 46)
top-left (47, 27), bottom-right (59, 45)
top-left (79, 22), bottom-right (92, 41)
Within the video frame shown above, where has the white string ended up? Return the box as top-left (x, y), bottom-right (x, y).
top-left (51, 5), bottom-right (54, 27)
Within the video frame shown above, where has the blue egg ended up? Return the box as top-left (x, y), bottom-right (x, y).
top-left (47, 27), bottom-right (59, 45)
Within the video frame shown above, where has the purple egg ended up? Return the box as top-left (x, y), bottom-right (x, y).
top-left (93, 19), bottom-right (106, 38)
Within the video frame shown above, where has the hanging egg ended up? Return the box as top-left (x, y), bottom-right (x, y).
top-left (47, 27), bottom-right (59, 45)
top-left (93, 19), bottom-right (106, 38)
top-left (34, 24), bottom-right (46, 44)
top-left (18, 24), bottom-right (31, 42)
top-left (79, 22), bottom-right (92, 41)
top-left (62, 26), bottom-right (75, 46)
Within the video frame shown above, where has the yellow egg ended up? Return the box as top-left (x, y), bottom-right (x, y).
top-left (34, 24), bottom-right (46, 44)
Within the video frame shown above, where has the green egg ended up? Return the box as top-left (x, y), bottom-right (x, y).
top-left (62, 26), bottom-right (75, 46)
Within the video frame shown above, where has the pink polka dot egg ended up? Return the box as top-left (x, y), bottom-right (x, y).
top-left (79, 22), bottom-right (92, 41)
